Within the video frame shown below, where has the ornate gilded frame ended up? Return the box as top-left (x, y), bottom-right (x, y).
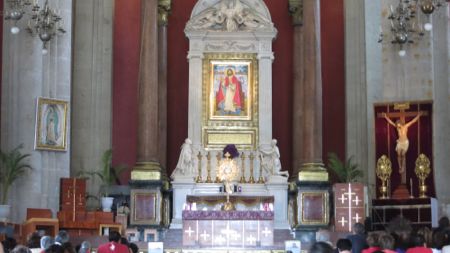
top-left (130, 189), bottom-right (161, 225)
top-left (35, 97), bottom-right (68, 151)
top-left (202, 53), bottom-right (259, 150)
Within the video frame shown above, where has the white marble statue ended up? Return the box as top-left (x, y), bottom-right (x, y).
top-left (186, 0), bottom-right (272, 32)
top-left (259, 139), bottom-right (289, 177)
top-left (171, 138), bottom-right (195, 180)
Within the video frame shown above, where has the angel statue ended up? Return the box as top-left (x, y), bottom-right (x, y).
top-left (259, 139), bottom-right (289, 177)
top-left (170, 138), bottom-right (194, 180)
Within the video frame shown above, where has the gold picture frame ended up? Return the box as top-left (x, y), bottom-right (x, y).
top-left (35, 97), bottom-right (68, 151)
top-left (202, 53), bottom-right (259, 150)
top-left (99, 224), bottom-right (122, 236)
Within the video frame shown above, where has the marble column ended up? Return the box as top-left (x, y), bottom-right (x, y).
top-left (289, 0), bottom-right (304, 177)
top-left (71, 0), bottom-right (114, 202)
top-left (157, 0), bottom-right (171, 170)
top-left (131, 0), bottom-right (161, 180)
top-left (293, 0), bottom-right (328, 181)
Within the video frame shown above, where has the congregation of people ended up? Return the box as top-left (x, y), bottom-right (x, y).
top-left (313, 217), bottom-right (450, 253)
top-left (0, 231), bottom-right (137, 253)
top-left (3, 216), bottom-right (450, 253)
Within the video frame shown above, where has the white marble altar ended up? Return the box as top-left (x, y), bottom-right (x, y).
top-left (171, 0), bottom-right (289, 230)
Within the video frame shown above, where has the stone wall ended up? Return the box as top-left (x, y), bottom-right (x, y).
top-left (345, 1), bottom-right (450, 206)
top-left (1, 0), bottom-right (73, 222)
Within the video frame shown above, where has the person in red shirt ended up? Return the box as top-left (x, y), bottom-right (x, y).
top-left (97, 232), bottom-right (129, 253)
top-left (406, 234), bottom-right (432, 253)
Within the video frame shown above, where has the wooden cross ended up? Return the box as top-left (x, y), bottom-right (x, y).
top-left (376, 103), bottom-right (428, 124)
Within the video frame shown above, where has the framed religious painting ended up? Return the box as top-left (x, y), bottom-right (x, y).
top-left (202, 53), bottom-right (259, 150)
top-left (35, 97), bottom-right (68, 151)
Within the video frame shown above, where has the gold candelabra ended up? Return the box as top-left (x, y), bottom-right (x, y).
top-left (215, 152), bottom-right (222, 183)
top-left (248, 152), bottom-right (255, 184)
top-left (240, 152), bottom-right (246, 183)
top-left (195, 151), bottom-right (203, 183)
top-left (205, 152), bottom-right (212, 183)
top-left (415, 154), bottom-right (431, 198)
top-left (257, 153), bottom-right (265, 184)
top-left (376, 155), bottom-right (392, 199)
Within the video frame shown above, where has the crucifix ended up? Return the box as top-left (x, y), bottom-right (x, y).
top-left (377, 103), bottom-right (428, 184)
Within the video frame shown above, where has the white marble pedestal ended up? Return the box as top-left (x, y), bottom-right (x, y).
top-left (171, 180), bottom-right (289, 229)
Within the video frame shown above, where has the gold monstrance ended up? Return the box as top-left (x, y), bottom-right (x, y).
top-left (217, 152), bottom-right (239, 211)
top-left (415, 154), bottom-right (431, 198)
top-left (376, 155), bottom-right (392, 199)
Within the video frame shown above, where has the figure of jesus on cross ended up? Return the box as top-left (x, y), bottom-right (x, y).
top-left (380, 103), bottom-right (426, 184)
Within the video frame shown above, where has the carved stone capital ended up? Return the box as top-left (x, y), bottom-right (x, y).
top-left (158, 0), bottom-right (171, 26)
top-left (288, 0), bottom-right (303, 26)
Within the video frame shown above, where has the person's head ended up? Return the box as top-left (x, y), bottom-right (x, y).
top-left (119, 238), bottom-right (129, 247)
top-left (439, 217), bottom-right (450, 229)
top-left (45, 244), bottom-right (64, 253)
top-left (129, 243), bottom-right (138, 253)
top-left (61, 242), bottom-right (75, 253)
top-left (55, 231), bottom-right (69, 245)
top-left (226, 69), bottom-right (234, 76)
top-left (366, 232), bottom-right (380, 247)
top-left (353, 223), bottom-right (366, 235)
top-left (336, 239), bottom-right (352, 252)
top-left (11, 246), bottom-right (31, 253)
top-left (417, 227), bottom-right (432, 247)
top-left (379, 234), bottom-right (395, 250)
top-left (395, 120), bottom-right (403, 127)
top-left (432, 230), bottom-right (446, 250)
top-left (40, 236), bottom-right (53, 250)
top-left (108, 231), bottom-right (121, 243)
top-left (309, 242), bottom-right (334, 253)
top-left (27, 233), bottom-right (41, 249)
top-left (2, 237), bottom-right (17, 252)
top-left (77, 241), bottom-right (91, 253)
top-left (410, 234), bottom-right (426, 248)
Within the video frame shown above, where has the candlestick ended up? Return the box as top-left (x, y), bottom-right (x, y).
top-left (410, 178), bottom-right (413, 198)
top-left (215, 152), bottom-right (222, 183)
top-left (257, 153), bottom-right (265, 184)
top-left (248, 152), bottom-right (255, 184)
top-left (205, 152), bottom-right (212, 183)
top-left (239, 152), bottom-right (246, 183)
top-left (195, 151), bottom-right (203, 183)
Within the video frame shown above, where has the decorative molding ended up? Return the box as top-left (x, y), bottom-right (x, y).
top-left (288, 0), bottom-right (303, 26)
top-left (158, 0), bottom-right (171, 26)
top-left (204, 41), bottom-right (256, 51)
top-left (185, 0), bottom-right (274, 32)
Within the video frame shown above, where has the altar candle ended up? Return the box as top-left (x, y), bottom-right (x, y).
top-left (410, 178), bottom-right (413, 196)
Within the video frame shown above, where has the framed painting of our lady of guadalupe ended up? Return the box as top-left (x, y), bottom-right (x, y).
top-left (35, 97), bottom-right (69, 151)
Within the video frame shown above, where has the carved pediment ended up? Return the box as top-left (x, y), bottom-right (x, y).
top-left (186, 0), bottom-right (274, 32)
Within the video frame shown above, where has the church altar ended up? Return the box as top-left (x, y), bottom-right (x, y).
top-left (170, 0), bottom-right (290, 231)
top-left (182, 210), bottom-right (274, 247)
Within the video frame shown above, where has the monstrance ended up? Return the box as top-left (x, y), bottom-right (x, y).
top-left (217, 152), bottom-right (239, 211)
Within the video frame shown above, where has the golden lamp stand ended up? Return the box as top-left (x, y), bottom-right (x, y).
top-left (376, 155), bottom-right (392, 199)
top-left (415, 154), bottom-right (431, 198)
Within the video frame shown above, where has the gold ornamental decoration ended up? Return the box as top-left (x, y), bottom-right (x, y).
top-left (415, 154), bottom-right (431, 198)
top-left (376, 155), bottom-right (392, 199)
